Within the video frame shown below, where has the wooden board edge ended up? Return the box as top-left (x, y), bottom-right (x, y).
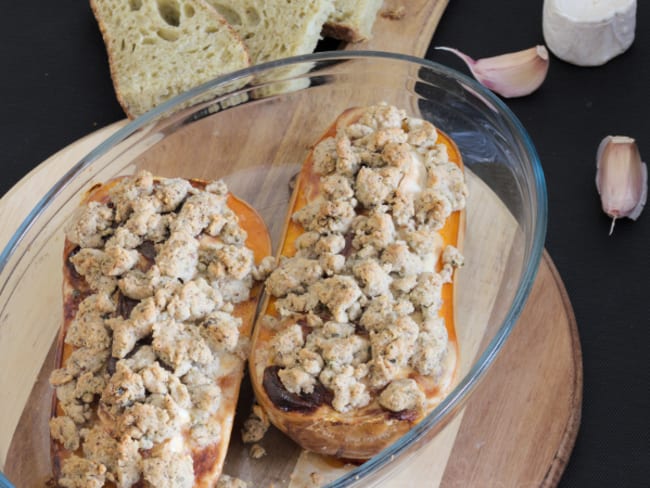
top-left (539, 250), bottom-right (583, 487)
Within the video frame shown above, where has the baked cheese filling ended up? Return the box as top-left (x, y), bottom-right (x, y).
top-left (262, 103), bottom-right (468, 415)
top-left (49, 171), bottom-right (265, 488)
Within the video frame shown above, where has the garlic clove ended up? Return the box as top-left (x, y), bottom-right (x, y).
top-left (596, 135), bottom-right (647, 235)
top-left (435, 45), bottom-right (549, 98)
top-left (543, 0), bottom-right (636, 67)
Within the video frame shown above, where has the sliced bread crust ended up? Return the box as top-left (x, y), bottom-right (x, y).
top-left (323, 0), bottom-right (384, 42)
top-left (90, 0), bottom-right (251, 118)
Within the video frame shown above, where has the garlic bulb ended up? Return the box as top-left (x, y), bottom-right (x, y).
top-left (543, 0), bottom-right (636, 66)
top-left (435, 46), bottom-right (549, 98)
top-left (596, 135), bottom-right (647, 234)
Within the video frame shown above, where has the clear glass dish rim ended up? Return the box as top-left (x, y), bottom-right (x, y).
top-left (0, 50), bottom-right (548, 487)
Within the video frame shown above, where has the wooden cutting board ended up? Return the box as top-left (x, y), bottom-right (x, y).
top-left (0, 1), bottom-right (582, 486)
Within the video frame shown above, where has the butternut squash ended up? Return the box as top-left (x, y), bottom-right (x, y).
top-left (249, 104), bottom-right (467, 459)
top-left (50, 174), bottom-right (271, 487)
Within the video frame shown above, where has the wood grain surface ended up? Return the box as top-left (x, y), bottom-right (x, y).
top-left (347, 0), bottom-right (450, 57)
top-left (0, 1), bottom-right (581, 486)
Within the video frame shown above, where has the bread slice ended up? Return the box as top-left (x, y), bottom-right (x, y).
top-left (323, 0), bottom-right (384, 42)
top-left (203, 0), bottom-right (334, 65)
top-left (90, 0), bottom-right (251, 118)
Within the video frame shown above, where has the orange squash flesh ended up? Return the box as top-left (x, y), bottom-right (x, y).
top-left (249, 108), bottom-right (465, 460)
top-left (52, 177), bottom-right (271, 487)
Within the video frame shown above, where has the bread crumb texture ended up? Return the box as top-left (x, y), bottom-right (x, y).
top-left (90, 0), bottom-right (251, 117)
top-left (90, 0), bottom-right (389, 117)
top-left (204, 0), bottom-right (335, 64)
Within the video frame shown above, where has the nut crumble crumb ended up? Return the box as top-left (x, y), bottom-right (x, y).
top-left (249, 443), bottom-right (267, 459)
top-left (381, 6), bottom-right (406, 20)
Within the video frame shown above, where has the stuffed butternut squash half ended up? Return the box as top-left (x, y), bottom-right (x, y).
top-left (250, 103), bottom-right (468, 459)
top-left (49, 171), bottom-right (271, 488)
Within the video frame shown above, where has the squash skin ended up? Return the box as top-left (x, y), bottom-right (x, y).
top-left (51, 176), bottom-right (271, 487)
top-left (249, 107), bottom-right (465, 460)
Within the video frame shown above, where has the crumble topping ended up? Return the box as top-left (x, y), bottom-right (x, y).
top-left (263, 104), bottom-right (468, 414)
top-left (59, 456), bottom-right (106, 488)
top-left (249, 443), bottom-right (267, 459)
top-left (49, 416), bottom-right (80, 451)
top-left (241, 403), bottom-right (271, 447)
top-left (52, 171), bottom-right (264, 487)
top-left (217, 474), bottom-right (249, 488)
top-left (142, 450), bottom-right (194, 488)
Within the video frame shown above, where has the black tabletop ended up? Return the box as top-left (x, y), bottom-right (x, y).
top-left (1, 1), bottom-right (648, 486)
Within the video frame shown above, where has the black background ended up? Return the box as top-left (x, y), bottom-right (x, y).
top-left (0, 1), bottom-right (648, 486)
